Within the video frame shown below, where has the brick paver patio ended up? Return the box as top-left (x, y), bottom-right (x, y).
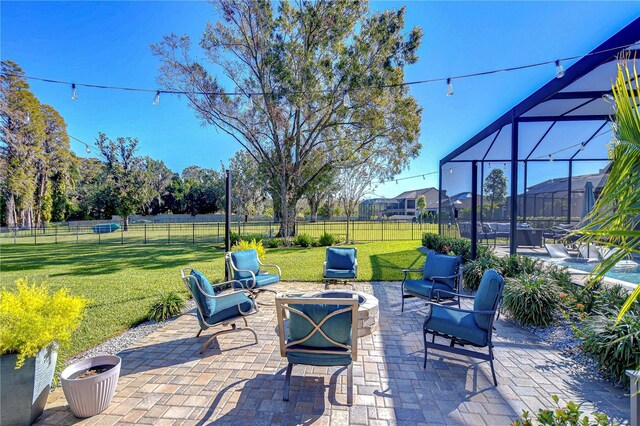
top-left (38, 282), bottom-right (631, 425)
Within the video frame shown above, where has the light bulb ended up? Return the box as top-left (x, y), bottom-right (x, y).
top-left (449, 168), bottom-right (453, 174)
top-left (555, 60), bottom-right (565, 79)
top-left (548, 154), bottom-right (554, 162)
top-left (396, 180), bottom-right (399, 184)
top-left (579, 143), bottom-right (585, 151)
top-left (343, 90), bottom-right (351, 108)
top-left (503, 162), bottom-right (507, 170)
top-left (423, 175), bottom-right (426, 180)
top-left (71, 84), bottom-right (78, 100)
top-left (488, 162), bottom-right (491, 169)
top-left (446, 78), bottom-right (454, 97)
top-left (153, 91), bottom-right (160, 106)
top-left (25, 112), bottom-right (30, 125)
top-left (85, 144), bottom-right (91, 154)
top-left (247, 94), bottom-right (253, 110)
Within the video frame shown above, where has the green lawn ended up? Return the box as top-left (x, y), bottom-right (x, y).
top-left (0, 241), bottom-right (423, 362)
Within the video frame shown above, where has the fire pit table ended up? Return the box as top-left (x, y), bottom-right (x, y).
top-left (300, 289), bottom-right (379, 337)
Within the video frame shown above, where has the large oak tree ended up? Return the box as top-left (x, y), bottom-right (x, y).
top-left (153, 0), bottom-right (422, 236)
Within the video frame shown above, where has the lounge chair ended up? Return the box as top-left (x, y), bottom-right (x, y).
top-left (545, 243), bottom-right (573, 260)
top-left (275, 294), bottom-right (359, 405)
top-left (578, 244), bottom-right (602, 262)
top-left (225, 249), bottom-right (282, 303)
top-left (323, 247), bottom-right (357, 288)
top-left (423, 269), bottom-right (505, 386)
top-left (180, 268), bottom-right (258, 353)
top-left (401, 252), bottom-right (462, 312)
top-left (600, 247), bottom-right (639, 271)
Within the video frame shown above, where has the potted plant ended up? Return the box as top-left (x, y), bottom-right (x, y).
top-left (60, 355), bottom-right (122, 418)
top-left (0, 279), bottom-right (86, 426)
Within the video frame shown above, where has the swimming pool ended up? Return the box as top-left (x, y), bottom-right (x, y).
top-left (534, 256), bottom-right (640, 286)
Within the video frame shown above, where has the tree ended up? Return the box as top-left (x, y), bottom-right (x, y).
top-left (483, 169), bottom-right (507, 220)
top-left (416, 194), bottom-right (426, 223)
top-left (96, 133), bottom-right (154, 230)
top-left (152, 0), bottom-right (422, 236)
top-left (228, 151), bottom-right (265, 223)
top-left (336, 162), bottom-right (379, 243)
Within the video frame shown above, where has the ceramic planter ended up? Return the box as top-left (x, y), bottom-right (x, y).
top-left (60, 355), bottom-right (121, 418)
top-left (0, 345), bottom-right (58, 426)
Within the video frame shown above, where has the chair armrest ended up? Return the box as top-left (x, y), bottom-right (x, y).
top-left (423, 301), bottom-right (496, 316)
top-left (403, 268), bottom-right (423, 273)
top-left (259, 262), bottom-right (282, 276)
top-left (434, 289), bottom-right (475, 300)
top-left (323, 261), bottom-right (327, 276)
top-left (354, 259), bottom-right (358, 277)
top-left (429, 272), bottom-right (462, 281)
top-left (231, 270), bottom-right (257, 289)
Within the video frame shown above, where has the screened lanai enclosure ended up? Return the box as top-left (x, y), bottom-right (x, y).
top-left (438, 17), bottom-right (640, 256)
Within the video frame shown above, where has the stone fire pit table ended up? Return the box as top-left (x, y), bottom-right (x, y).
top-left (300, 289), bottom-right (379, 337)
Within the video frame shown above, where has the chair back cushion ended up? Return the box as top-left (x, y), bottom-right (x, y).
top-left (230, 250), bottom-right (260, 279)
top-left (423, 253), bottom-right (461, 289)
top-left (473, 269), bottom-right (505, 330)
top-left (326, 248), bottom-right (357, 271)
top-left (187, 269), bottom-right (215, 318)
top-left (289, 303), bottom-right (352, 349)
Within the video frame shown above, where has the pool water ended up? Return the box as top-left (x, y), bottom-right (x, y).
top-left (535, 256), bottom-right (640, 285)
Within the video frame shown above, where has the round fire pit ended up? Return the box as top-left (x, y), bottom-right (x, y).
top-left (301, 289), bottom-right (379, 337)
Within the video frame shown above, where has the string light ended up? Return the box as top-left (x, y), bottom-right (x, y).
top-left (395, 179), bottom-right (399, 184)
top-left (71, 83), bottom-right (78, 100)
top-left (555, 60), bottom-right (565, 78)
top-left (247, 94), bottom-right (254, 110)
top-left (488, 162), bottom-right (491, 169)
top-left (422, 175), bottom-right (426, 180)
top-left (85, 144), bottom-right (91, 154)
top-left (446, 78), bottom-right (454, 97)
top-left (503, 162), bottom-right (507, 170)
top-left (152, 91), bottom-right (161, 106)
top-left (24, 112), bottom-right (30, 125)
top-left (548, 154), bottom-right (554, 162)
top-left (343, 90), bottom-right (351, 108)
top-left (449, 168), bottom-right (453, 174)
top-left (579, 143), bottom-right (585, 151)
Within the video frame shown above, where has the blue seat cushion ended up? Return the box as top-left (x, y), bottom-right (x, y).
top-left (325, 268), bottom-right (356, 279)
top-left (326, 248), bottom-right (357, 270)
top-left (203, 294), bottom-right (254, 326)
top-left (289, 303), bottom-right (352, 348)
top-left (423, 253), bottom-right (461, 289)
top-left (286, 348), bottom-right (351, 366)
top-left (425, 306), bottom-right (488, 347)
top-left (188, 269), bottom-right (216, 318)
top-left (231, 250), bottom-right (260, 280)
top-left (473, 269), bottom-right (504, 330)
top-left (403, 279), bottom-right (452, 298)
top-left (233, 273), bottom-right (280, 289)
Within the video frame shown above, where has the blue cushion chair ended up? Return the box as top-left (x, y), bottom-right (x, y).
top-left (323, 247), bottom-right (357, 288)
top-left (275, 295), bottom-right (359, 405)
top-left (225, 249), bottom-right (282, 303)
top-left (423, 269), bottom-right (505, 386)
top-left (180, 267), bottom-right (258, 353)
top-left (401, 252), bottom-right (462, 312)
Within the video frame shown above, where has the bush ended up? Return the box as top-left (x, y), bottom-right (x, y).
top-left (504, 274), bottom-right (560, 326)
top-left (580, 305), bottom-right (640, 386)
top-left (0, 279), bottom-right (87, 368)
top-left (512, 395), bottom-right (613, 426)
top-left (422, 233), bottom-right (493, 263)
top-left (241, 234), bottom-right (265, 243)
top-left (146, 291), bottom-right (185, 322)
top-left (318, 232), bottom-right (338, 246)
top-left (462, 257), bottom-right (500, 291)
top-left (230, 232), bottom-right (240, 246)
top-left (496, 255), bottom-right (542, 278)
top-left (232, 238), bottom-right (266, 261)
top-left (293, 233), bottom-right (313, 247)
top-left (265, 238), bottom-right (284, 248)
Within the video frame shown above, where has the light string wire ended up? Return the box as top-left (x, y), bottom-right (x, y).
top-left (3, 43), bottom-right (638, 98)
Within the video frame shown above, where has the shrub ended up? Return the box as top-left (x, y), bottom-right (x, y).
top-left (241, 234), bottom-right (264, 243)
top-left (512, 395), bottom-right (613, 426)
top-left (231, 238), bottom-right (266, 261)
top-left (318, 232), bottom-right (337, 246)
top-left (0, 279), bottom-right (87, 368)
top-left (504, 274), bottom-right (560, 327)
top-left (265, 238), bottom-right (284, 248)
top-left (422, 233), bottom-right (493, 263)
top-left (580, 305), bottom-right (640, 386)
top-left (230, 232), bottom-right (240, 246)
top-left (147, 291), bottom-right (185, 322)
top-left (462, 257), bottom-right (500, 291)
top-left (496, 255), bottom-right (542, 278)
top-left (591, 284), bottom-right (629, 314)
top-left (293, 233), bottom-right (313, 247)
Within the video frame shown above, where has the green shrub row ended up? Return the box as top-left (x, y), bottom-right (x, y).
top-left (230, 232), bottom-right (340, 248)
top-left (421, 232), bottom-right (490, 263)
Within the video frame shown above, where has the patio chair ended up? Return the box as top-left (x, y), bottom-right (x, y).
top-left (578, 244), bottom-right (602, 262)
top-left (323, 247), bottom-right (357, 289)
top-left (423, 269), bottom-right (505, 386)
top-left (275, 295), bottom-right (359, 405)
top-left (180, 268), bottom-right (258, 353)
top-left (401, 252), bottom-right (462, 312)
top-left (225, 249), bottom-right (282, 302)
top-left (545, 243), bottom-right (573, 260)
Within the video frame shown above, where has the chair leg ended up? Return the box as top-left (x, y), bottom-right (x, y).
top-left (423, 330), bottom-right (428, 369)
top-left (195, 329), bottom-right (202, 338)
top-left (489, 346), bottom-right (498, 386)
top-left (200, 323), bottom-right (258, 353)
top-left (283, 363), bottom-right (293, 401)
top-left (347, 363), bottom-right (353, 406)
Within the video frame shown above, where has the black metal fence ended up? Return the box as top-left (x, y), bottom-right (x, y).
top-left (0, 220), bottom-right (439, 245)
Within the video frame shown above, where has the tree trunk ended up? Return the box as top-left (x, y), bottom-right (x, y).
top-left (123, 216), bottom-right (129, 231)
top-left (309, 193), bottom-right (319, 223)
top-left (345, 215), bottom-right (350, 244)
top-left (6, 193), bottom-right (16, 229)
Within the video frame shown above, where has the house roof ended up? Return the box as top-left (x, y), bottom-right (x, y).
top-left (394, 187), bottom-right (438, 200)
top-left (525, 169), bottom-right (608, 196)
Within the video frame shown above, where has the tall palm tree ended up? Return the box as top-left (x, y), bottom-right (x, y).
top-left (578, 60), bottom-right (640, 319)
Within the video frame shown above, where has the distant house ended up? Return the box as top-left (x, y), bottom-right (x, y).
top-left (358, 187), bottom-right (439, 219)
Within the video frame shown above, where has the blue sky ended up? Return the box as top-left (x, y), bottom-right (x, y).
top-left (2, 1), bottom-right (638, 198)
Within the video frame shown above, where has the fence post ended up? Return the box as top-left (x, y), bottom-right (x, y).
top-left (34, 228), bottom-right (37, 244)
top-left (192, 223), bottom-right (195, 244)
top-left (144, 224), bottom-right (147, 244)
top-left (13, 227), bottom-right (17, 244)
top-left (381, 220), bottom-right (384, 241)
top-left (121, 227), bottom-right (124, 245)
top-left (76, 226), bottom-right (79, 243)
top-left (168, 223), bottom-right (171, 244)
top-left (55, 226), bottom-right (58, 244)
top-left (412, 220), bottom-right (414, 240)
top-left (98, 231), bottom-right (101, 245)
top-left (217, 222), bottom-right (220, 243)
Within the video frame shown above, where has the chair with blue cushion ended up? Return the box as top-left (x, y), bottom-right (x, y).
top-left (423, 269), bottom-right (505, 386)
top-left (401, 252), bottom-right (462, 312)
top-left (323, 247), bottom-right (357, 288)
top-left (225, 249), bottom-right (282, 303)
top-left (275, 295), bottom-right (359, 405)
top-left (180, 267), bottom-right (258, 353)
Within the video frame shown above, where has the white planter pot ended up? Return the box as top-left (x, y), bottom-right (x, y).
top-left (60, 355), bottom-right (121, 418)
